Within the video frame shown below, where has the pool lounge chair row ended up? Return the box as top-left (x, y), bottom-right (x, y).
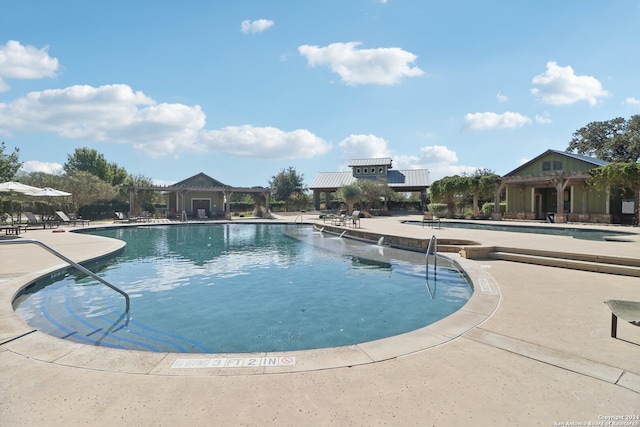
top-left (323, 211), bottom-right (361, 228)
top-left (114, 211), bottom-right (152, 223)
top-left (23, 212), bottom-right (59, 229)
top-left (55, 211), bottom-right (90, 227)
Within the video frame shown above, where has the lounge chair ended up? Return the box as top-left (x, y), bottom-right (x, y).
top-left (604, 299), bottom-right (640, 338)
top-left (197, 209), bottom-right (208, 219)
top-left (55, 211), bottom-right (71, 225)
top-left (138, 211), bottom-right (152, 222)
top-left (114, 211), bottom-right (137, 223)
top-left (24, 212), bottom-right (59, 229)
top-left (68, 213), bottom-right (90, 226)
top-left (56, 211), bottom-right (90, 227)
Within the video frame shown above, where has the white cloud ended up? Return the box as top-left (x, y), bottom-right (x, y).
top-left (535, 111), bottom-right (552, 124)
top-left (411, 145), bottom-right (475, 181)
top-left (200, 125), bottom-right (331, 159)
top-left (497, 91), bottom-right (508, 102)
top-left (419, 145), bottom-right (458, 164)
top-left (19, 160), bottom-right (64, 175)
top-left (624, 97), bottom-right (640, 105)
top-left (530, 61), bottom-right (610, 106)
top-left (240, 19), bottom-right (274, 34)
top-left (298, 42), bottom-right (423, 85)
top-left (338, 134), bottom-right (391, 162)
top-left (462, 111), bottom-right (532, 131)
top-left (0, 40), bottom-right (59, 92)
top-left (0, 83), bottom-right (330, 160)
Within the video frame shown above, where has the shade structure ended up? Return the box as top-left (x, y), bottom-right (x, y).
top-left (30, 187), bottom-right (72, 197)
top-left (0, 181), bottom-right (43, 194)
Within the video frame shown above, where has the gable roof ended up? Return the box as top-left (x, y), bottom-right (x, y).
top-left (310, 169), bottom-right (430, 190)
top-left (504, 149), bottom-right (608, 177)
top-left (348, 158), bottom-right (393, 168)
top-left (172, 172), bottom-right (229, 188)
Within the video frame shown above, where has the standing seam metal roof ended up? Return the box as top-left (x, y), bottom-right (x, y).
top-left (310, 169), bottom-right (430, 189)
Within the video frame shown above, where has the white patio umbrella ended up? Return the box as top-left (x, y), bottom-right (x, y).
top-left (0, 181), bottom-right (43, 194)
top-left (30, 187), bottom-right (72, 197)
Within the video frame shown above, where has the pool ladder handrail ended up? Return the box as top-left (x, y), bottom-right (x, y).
top-left (425, 235), bottom-right (437, 299)
top-left (294, 214), bottom-right (304, 224)
top-left (1, 239), bottom-right (130, 315)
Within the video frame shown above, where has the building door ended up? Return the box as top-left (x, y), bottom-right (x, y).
top-left (535, 194), bottom-right (543, 220)
top-left (192, 199), bottom-right (211, 218)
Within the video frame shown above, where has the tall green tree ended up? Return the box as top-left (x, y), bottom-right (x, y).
top-left (429, 175), bottom-right (468, 217)
top-left (269, 167), bottom-right (307, 211)
top-left (0, 142), bottom-right (22, 182)
top-left (588, 162), bottom-right (640, 223)
top-left (64, 147), bottom-right (128, 186)
top-left (65, 170), bottom-right (117, 208)
top-left (567, 115), bottom-right (640, 162)
top-left (462, 168), bottom-right (501, 214)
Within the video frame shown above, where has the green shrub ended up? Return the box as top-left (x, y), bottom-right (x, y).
top-left (427, 203), bottom-right (447, 218)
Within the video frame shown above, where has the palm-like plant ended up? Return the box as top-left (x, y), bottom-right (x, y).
top-left (337, 184), bottom-right (362, 215)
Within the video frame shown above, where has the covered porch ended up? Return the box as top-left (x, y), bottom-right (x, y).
top-left (495, 171), bottom-right (610, 223)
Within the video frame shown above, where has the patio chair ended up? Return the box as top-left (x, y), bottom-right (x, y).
top-left (68, 213), bottom-right (90, 226)
top-left (55, 211), bottom-right (72, 226)
top-left (604, 299), bottom-right (640, 338)
top-left (114, 211), bottom-right (137, 223)
top-left (24, 211), bottom-right (59, 229)
top-left (57, 211), bottom-right (90, 227)
top-left (138, 211), bottom-right (152, 222)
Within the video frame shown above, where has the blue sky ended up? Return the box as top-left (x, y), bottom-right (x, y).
top-left (1, 1), bottom-right (639, 188)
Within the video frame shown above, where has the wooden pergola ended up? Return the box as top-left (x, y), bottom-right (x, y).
top-left (125, 184), bottom-right (274, 221)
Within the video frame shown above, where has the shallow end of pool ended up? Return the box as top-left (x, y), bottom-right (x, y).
top-left (2, 253), bottom-right (500, 376)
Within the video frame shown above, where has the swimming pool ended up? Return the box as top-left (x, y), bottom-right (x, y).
top-left (405, 220), bottom-right (635, 241)
top-left (13, 224), bottom-right (472, 353)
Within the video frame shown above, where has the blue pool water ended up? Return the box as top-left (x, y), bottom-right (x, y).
top-left (14, 224), bottom-right (472, 353)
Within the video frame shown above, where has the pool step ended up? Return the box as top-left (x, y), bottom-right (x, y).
top-left (488, 247), bottom-right (640, 277)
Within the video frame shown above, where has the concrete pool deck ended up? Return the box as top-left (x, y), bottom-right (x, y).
top-left (1, 215), bottom-right (639, 425)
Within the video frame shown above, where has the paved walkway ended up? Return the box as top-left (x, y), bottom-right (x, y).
top-left (1, 215), bottom-right (639, 426)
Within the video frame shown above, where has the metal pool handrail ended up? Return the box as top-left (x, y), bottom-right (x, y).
top-left (1, 239), bottom-right (130, 315)
top-left (425, 235), bottom-right (437, 299)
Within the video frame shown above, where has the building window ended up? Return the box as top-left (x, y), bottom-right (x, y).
top-left (364, 168), bottom-right (368, 174)
top-left (542, 161), bottom-right (551, 171)
top-left (356, 168), bottom-right (361, 174)
top-left (553, 161), bottom-right (562, 170)
top-left (378, 167), bottom-right (383, 173)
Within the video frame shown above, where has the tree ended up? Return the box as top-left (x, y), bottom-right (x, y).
top-left (356, 178), bottom-right (393, 212)
top-left (64, 147), bottom-right (128, 186)
top-left (0, 142), bottom-right (22, 182)
top-left (567, 115), bottom-right (640, 163)
top-left (269, 167), bottom-right (307, 212)
top-left (429, 175), bottom-right (468, 216)
top-left (462, 168), bottom-right (501, 215)
top-left (65, 170), bottom-right (117, 208)
top-left (337, 184), bottom-right (362, 215)
top-left (588, 162), bottom-right (640, 224)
